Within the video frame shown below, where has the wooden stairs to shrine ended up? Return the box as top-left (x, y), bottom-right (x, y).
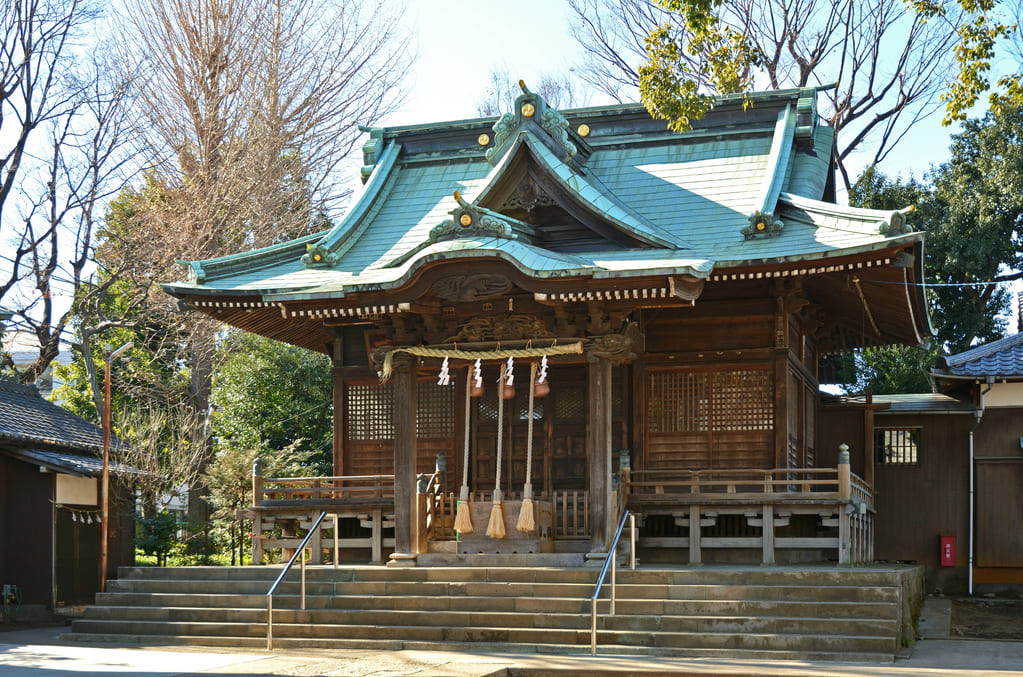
top-left (63, 564), bottom-right (921, 662)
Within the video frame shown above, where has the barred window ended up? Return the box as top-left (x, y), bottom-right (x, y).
top-left (874, 427), bottom-right (920, 467)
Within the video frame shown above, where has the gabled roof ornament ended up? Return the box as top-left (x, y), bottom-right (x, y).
top-left (486, 80), bottom-right (584, 166)
top-left (429, 191), bottom-right (536, 244)
top-left (742, 211), bottom-right (784, 240)
top-left (877, 205), bottom-right (915, 236)
top-left (302, 243), bottom-right (338, 268)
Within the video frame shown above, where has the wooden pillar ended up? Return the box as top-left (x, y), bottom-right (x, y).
top-left (762, 504), bottom-right (775, 565)
top-left (689, 504), bottom-right (702, 564)
top-left (774, 295), bottom-right (790, 469)
top-left (331, 339), bottom-right (345, 476)
top-left (863, 399), bottom-right (875, 491)
top-left (392, 357), bottom-right (417, 559)
top-left (588, 355), bottom-right (612, 553)
top-left (838, 443), bottom-right (851, 564)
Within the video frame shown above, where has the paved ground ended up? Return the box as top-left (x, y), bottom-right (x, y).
top-left (1, 597), bottom-right (1022, 676)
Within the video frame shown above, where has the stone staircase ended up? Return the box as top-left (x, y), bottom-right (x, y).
top-left (63, 564), bottom-right (922, 661)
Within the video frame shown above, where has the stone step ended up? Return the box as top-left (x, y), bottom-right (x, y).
top-left (106, 576), bottom-right (899, 605)
top-left (58, 631), bottom-right (895, 663)
top-left (76, 565), bottom-right (914, 661)
top-left (67, 617), bottom-right (895, 655)
top-left (116, 564), bottom-right (910, 588)
top-left (91, 591), bottom-right (898, 621)
top-left (79, 604), bottom-right (896, 637)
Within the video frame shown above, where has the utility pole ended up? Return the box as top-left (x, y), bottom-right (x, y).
top-left (101, 341), bottom-right (133, 593)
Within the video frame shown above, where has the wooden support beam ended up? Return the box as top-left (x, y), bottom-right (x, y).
top-left (587, 355), bottom-right (612, 552)
top-left (689, 504), bottom-right (702, 564)
top-left (762, 504), bottom-right (775, 565)
top-left (392, 358), bottom-right (417, 558)
top-left (332, 340), bottom-right (345, 475)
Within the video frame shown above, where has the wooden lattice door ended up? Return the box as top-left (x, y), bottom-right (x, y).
top-left (470, 365), bottom-right (590, 497)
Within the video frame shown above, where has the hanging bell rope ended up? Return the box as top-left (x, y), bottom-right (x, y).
top-left (454, 365), bottom-right (474, 535)
top-left (516, 361), bottom-right (537, 533)
top-left (379, 342), bottom-right (583, 381)
top-left (487, 363), bottom-right (507, 539)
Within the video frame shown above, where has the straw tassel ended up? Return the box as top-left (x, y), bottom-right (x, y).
top-left (454, 484), bottom-right (473, 535)
top-left (516, 485), bottom-right (535, 533)
top-left (487, 489), bottom-right (506, 539)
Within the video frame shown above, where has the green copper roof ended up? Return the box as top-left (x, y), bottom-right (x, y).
top-left (163, 86), bottom-right (922, 303)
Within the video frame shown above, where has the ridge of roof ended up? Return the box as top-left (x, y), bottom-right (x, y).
top-left (936, 332), bottom-right (1023, 378)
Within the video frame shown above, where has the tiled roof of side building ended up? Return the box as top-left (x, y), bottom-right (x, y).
top-left (935, 332), bottom-right (1023, 379)
top-left (0, 378), bottom-right (130, 455)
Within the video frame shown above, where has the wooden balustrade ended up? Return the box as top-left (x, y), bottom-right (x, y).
top-left (625, 464), bottom-right (874, 565)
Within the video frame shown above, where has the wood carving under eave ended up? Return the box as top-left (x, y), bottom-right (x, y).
top-left (585, 323), bottom-right (645, 364)
top-left (432, 274), bottom-right (513, 302)
top-left (445, 315), bottom-right (557, 343)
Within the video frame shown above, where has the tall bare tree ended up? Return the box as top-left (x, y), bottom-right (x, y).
top-left (0, 50), bottom-right (134, 385)
top-left (108, 0), bottom-right (413, 525)
top-left (0, 0), bottom-right (102, 237)
top-left (568, 0), bottom-right (963, 190)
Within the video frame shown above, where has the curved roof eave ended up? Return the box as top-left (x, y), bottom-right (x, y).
top-left (261, 238), bottom-right (714, 303)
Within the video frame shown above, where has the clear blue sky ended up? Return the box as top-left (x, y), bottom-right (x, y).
top-left (385, 0), bottom-right (955, 179)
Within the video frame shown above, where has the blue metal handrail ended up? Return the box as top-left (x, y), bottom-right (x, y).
top-left (266, 511), bottom-right (330, 650)
top-left (589, 509), bottom-right (636, 655)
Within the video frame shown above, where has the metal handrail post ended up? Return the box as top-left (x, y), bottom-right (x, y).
top-left (266, 595), bottom-right (273, 650)
top-left (265, 511), bottom-right (328, 651)
top-left (610, 549), bottom-right (616, 616)
top-left (629, 513), bottom-right (636, 569)
top-left (589, 509), bottom-right (633, 656)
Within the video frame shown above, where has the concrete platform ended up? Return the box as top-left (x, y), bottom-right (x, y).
top-left (2, 596), bottom-right (1021, 676)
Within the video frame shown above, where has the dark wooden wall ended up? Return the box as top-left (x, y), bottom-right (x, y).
top-left (0, 456), bottom-right (56, 607)
top-left (974, 408), bottom-right (1023, 569)
top-left (866, 412), bottom-right (972, 567)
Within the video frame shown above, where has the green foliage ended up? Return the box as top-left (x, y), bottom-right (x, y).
top-left (845, 105), bottom-right (1023, 392)
top-left (135, 512), bottom-right (178, 567)
top-left (638, 0), bottom-right (759, 132)
top-left (844, 345), bottom-right (940, 395)
top-left (926, 106), bottom-right (1022, 353)
top-left (911, 0), bottom-right (1022, 124)
top-left (212, 331), bottom-right (333, 474)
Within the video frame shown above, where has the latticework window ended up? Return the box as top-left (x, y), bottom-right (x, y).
top-left (710, 369), bottom-right (773, 432)
top-left (647, 369), bottom-right (772, 434)
top-left (347, 383), bottom-right (394, 441)
top-left (417, 381), bottom-right (455, 438)
top-left (647, 371), bottom-right (709, 433)
top-left (874, 427), bottom-right (920, 467)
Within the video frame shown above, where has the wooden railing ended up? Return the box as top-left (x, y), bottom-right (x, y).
top-left (627, 466), bottom-right (871, 509)
top-left (245, 470), bottom-right (396, 565)
top-left (624, 453), bottom-right (874, 565)
top-left (253, 473), bottom-right (394, 505)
